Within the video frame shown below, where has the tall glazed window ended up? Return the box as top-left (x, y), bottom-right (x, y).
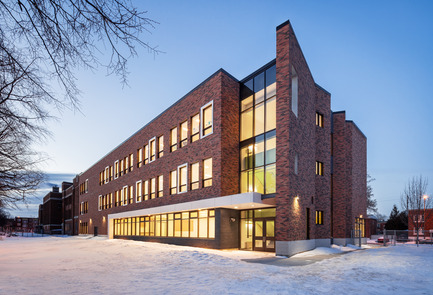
top-left (240, 64), bottom-right (276, 195)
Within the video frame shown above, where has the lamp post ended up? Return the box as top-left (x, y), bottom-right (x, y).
top-left (423, 195), bottom-right (428, 238)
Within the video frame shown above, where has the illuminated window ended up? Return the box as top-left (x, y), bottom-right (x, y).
top-left (85, 179), bottom-right (88, 193)
top-left (105, 167), bottom-right (109, 184)
top-left (158, 175), bottom-right (163, 197)
top-left (191, 162), bottom-right (199, 190)
top-left (120, 159), bottom-right (124, 176)
top-left (114, 160), bottom-right (119, 179)
top-left (191, 113), bottom-right (200, 142)
top-left (129, 185), bottom-right (133, 204)
top-left (115, 190), bottom-right (120, 207)
top-left (144, 144), bottom-right (149, 165)
top-left (170, 170), bottom-right (177, 195)
top-left (201, 101), bottom-right (213, 137)
top-left (316, 112), bottom-right (324, 128)
top-left (149, 138), bottom-right (156, 162)
top-left (291, 66), bottom-right (298, 117)
top-left (150, 178), bottom-right (156, 199)
top-left (124, 156), bottom-right (128, 174)
top-left (158, 135), bottom-right (164, 158)
top-left (316, 210), bottom-right (323, 225)
top-left (143, 180), bottom-right (149, 201)
top-left (203, 158), bottom-right (212, 187)
top-left (316, 161), bottom-right (324, 176)
top-left (80, 201), bottom-right (88, 215)
top-left (170, 127), bottom-right (177, 152)
top-left (137, 148), bottom-right (143, 168)
top-left (136, 181), bottom-right (142, 203)
top-left (178, 164), bottom-right (187, 193)
top-left (180, 120), bottom-right (188, 147)
top-left (122, 186), bottom-right (128, 206)
top-left (129, 153), bottom-right (134, 172)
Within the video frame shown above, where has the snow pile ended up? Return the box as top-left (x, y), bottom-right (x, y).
top-left (1, 236), bottom-right (433, 294)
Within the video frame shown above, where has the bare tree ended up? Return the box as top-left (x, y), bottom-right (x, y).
top-left (366, 174), bottom-right (378, 215)
top-left (0, 0), bottom-right (159, 208)
top-left (401, 176), bottom-right (431, 246)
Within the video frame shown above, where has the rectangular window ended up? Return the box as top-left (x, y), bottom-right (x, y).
top-left (316, 112), bottom-right (324, 128)
top-left (203, 158), bottom-right (212, 187)
top-left (191, 113), bottom-right (200, 142)
top-left (170, 170), bottom-right (177, 195)
top-left (291, 66), bottom-right (298, 117)
top-left (178, 164), bottom-right (187, 193)
top-left (98, 195), bottom-right (102, 211)
top-left (158, 135), bottom-right (164, 158)
top-left (316, 210), bottom-right (324, 225)
top-left (85, 179), bottom-right (88, 193)
top-left (120, 159), bottom-right (124, 176)
top-left (191, 162), bottom-right (199, 190)
top-left (143, 180), bottom-right (149, 201)
top-left (136, 181), bottom-right (142, 203)
top-left (144, 144), bottom-right (149, 165)
top-left (114, 160), bottom-right (119, 179)
top-left (124, 156), bottom-right (128, 174)
top-left (158, 175), bottom-right (163, 197)
top-left (115, 191), bottom-right (119, 207)
top-left (129, 185), bottom-right (134, 204)
top-left (180, 120), bottom-right (188, 147)
top-left (170, 127), bottom-right (178, 152)
top-left (150, 178), bottom-right (156, 199)
top-left (149, 138), bottom-right (156, 162)
top-left (201, 101), bottom-right (213, 137)
top-left (316, 161), bottom-right (324, 176)
top-left (122, 186), bottom-right (128, 206)
top-left (129, 153), bottom-right (134, 172)
top-left (137, 148), bottom-right (143, 168)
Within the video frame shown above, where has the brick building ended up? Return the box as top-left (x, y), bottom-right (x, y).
top-left (39, 186), bottom-right (65, 234)
top-left (409, 208), bottom-right (433, 238)
top-left (73, 20), bottom-right (367, 256)
top-left (13, 217), bottom-right (39, 232)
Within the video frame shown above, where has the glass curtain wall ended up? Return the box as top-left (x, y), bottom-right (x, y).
top-left (240, 64), bottom-right (276, 195)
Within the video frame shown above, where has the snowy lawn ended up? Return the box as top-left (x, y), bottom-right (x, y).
top-left (1, 236), bottom-right (432, 294)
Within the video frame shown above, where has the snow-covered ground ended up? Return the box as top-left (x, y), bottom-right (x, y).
top-left (1, 236), bottom-right (432, 294)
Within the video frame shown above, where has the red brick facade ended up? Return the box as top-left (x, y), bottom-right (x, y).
top-left (332, 112), bottom-right (367, 239)
top-left (77, 70), bottom-right (239, 235)
top-left (43, 19), bottom-right (367, 255)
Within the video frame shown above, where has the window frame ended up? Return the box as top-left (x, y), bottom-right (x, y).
top-left (149, 137), bottom-right (156, 163)
top-left (170, 127), bottom-right (178, 152)
top-left (200, 101), bottom-right (213, 138)
top-left (157, 175), bottom-right (163, 198)
top-left (158, 135), bottom-right (164, 158)
top-left (177, 163), bottom-right (188, 194)
top-left (136, 180), bottom-right (143, 203)
top-left (191, 113), bottom-right (200, 143)
top-left (203, 158), bottom-right (212, 188)
top-left (190, 162), bottom-right (199, 190)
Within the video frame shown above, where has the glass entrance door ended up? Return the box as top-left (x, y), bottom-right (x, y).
top-left (253, 218), bottom-right (275, 252)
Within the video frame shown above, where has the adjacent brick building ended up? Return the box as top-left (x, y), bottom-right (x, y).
top-left (72, 20), bottom-right (367, 256)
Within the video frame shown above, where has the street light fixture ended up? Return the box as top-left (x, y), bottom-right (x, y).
top-left (423, 195), bottom-right (428, 236)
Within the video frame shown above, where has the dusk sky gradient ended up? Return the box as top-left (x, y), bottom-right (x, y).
top-left (9, 1), bottom-right (433, 218)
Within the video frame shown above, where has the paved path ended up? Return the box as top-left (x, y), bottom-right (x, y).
top-left (242, 252), bottom-right (347, 267)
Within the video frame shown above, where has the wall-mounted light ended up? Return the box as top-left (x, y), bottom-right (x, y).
top-left (230, 217), bottom-right (236, 223)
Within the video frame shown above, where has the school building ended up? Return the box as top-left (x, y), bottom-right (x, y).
top-left (73, 20), bottom-right (367, 256)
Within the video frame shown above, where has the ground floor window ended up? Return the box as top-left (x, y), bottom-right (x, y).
top-left (354, 217), bottom-right (365, 238)
top-left (240, 208), bottom-right (275, 252)
top-left (79, 222), bottom-right (88, 234)
top-left (114, 209), bottom-right (215, 239)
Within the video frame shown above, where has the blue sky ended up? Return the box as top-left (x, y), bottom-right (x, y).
top-left (9, 1), bottom-right (433, 217)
